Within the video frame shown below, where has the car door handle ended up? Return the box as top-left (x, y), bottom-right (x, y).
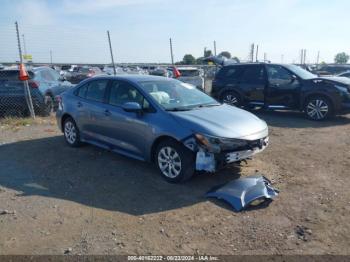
top-left (77, 102), bottom-right (82, 108)
top-left (104, 109), bottom-right (111, 116)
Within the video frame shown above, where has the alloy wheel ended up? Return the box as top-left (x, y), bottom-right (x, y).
top-left (64, 121), bottom-right (77, 144)
top-left (306, 99), bottom-right (329, 120)
top-left (157, 146), bottom-right (182, 178)
top-left (223, 93), bottom-right (238, 106)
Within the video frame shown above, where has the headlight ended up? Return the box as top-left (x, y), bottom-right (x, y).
top-left (335, 85), bottom-right (349, 94)
top-left (194, 133), bottom-right (248, 153)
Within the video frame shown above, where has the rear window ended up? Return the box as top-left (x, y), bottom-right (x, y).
top-left (178, 70), bottom-right (200, 77)
top-left (0, 70), bottom-right (34, 80)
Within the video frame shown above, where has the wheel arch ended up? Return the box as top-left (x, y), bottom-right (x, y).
top-left (150, 135), bottom-right (180, 163)
top-left (301, 92), bottom-right (335, 111)
top-left (61, 113), bottom-right (74, 131)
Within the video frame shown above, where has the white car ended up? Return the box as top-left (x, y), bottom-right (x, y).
top-left (177, 67), bottom-right (204, 90)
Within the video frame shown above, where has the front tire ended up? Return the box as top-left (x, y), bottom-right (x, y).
top-left (304, 96), bottom-right (333, 121)
top-left (63, 117), bottom-right (81, 147)
top-left (155, 139), bottom-right (195, 183)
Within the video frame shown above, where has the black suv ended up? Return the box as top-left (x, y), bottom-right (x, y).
top-left (212, 63), bottom-right (350, 120)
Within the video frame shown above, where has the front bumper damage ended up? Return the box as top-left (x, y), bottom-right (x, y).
top-left (182, 135), bottom-right (269, 172)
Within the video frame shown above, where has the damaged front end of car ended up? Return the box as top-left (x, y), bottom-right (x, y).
top-left (182, 131), bottom-right (269, 172)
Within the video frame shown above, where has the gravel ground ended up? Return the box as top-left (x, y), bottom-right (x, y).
top-left (0, 112), bottom-right (349, 255)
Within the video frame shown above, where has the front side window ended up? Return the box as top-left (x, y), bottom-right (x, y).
top-left (138, 79), bottom-right (218, 111)
top-left (266, 65), bottom-right (297, 88)
top-left (108, 81), bottom-right (150, 109)
top-left (85, 80), bottom-right (108, 102)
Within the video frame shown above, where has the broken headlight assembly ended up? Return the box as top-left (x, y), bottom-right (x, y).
top-left (194, 133), bottom-right (249, 153)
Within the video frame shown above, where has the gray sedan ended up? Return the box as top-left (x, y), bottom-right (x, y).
top-left (56, 75), bottom-right (268, 183)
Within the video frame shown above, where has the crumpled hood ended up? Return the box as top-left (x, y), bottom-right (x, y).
top-left (206, 175), bottom-right (279, 211)
top-left (170, 104), bottom-right (268, 140)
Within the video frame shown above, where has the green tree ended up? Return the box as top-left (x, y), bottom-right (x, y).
top-left (196, 57), bottom-right (204, 64)
top-left (334, 52), bottom-right (349, 64)
top-left (219, 51), bottom-right (232, 59)
top-left (204, 50), bottom-right (213, 58)
top-left (182, 54), bottom-right (196, 65)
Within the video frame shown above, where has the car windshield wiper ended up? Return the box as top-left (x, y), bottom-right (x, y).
top-left (165, 107), bottom-right (192, 112)
top-left (193, 103), bottom-right (221, 108)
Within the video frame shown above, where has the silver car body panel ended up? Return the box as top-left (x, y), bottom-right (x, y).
top-left (206, 175), bottom-right (279, 211)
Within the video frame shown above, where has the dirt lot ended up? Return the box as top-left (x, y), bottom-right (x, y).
top-left (0, 112), bottom-right (349, 255)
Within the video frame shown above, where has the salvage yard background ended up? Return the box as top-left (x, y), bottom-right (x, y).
top-left (0, 112), bottom-right (349, 255)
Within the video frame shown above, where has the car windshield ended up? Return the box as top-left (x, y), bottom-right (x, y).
top-left (138, 80), bottom-right (219, 111)
top-left (284, 64), bottom-right (316, 80)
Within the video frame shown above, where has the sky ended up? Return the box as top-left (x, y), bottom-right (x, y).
top-left (0, 0), bottom-right (349, 64)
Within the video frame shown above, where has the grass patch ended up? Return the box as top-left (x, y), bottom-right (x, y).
top-left (0, 115), bottom-right (56, 130)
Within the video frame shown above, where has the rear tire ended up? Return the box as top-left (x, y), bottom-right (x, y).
top-left (63, 117), bottom-right (81, 147)
top-left (155, 139), bottom-right (195, 183)
top-left (220, 91), bottom-right (241, 107)
top-left (304, 96), bottom-right (333, 121)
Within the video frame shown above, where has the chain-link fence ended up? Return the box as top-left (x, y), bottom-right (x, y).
top-left (0, 68), bottom-right (55, 118)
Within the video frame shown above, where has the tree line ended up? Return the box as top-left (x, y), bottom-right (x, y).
top-left (177, 50), bottom-right (350, 65)
top-left (176, 50), bottom-right (237, 65)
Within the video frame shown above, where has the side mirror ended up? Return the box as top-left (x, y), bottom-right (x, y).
top-left (122, 102), bottom-right (142, 113)
top-left (290, 75), bottom-right (297, 83)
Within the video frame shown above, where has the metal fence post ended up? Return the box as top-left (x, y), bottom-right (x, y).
top-left (15, 21), bottom-right (35, 118)
top-left (107, 30), bottom-right (117, 75)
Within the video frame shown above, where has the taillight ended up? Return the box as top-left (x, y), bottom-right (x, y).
top-left (29, 81), bottom-right (39, 88)
top-left (56, 95), bottom-right (63, 110)
top-left (55, 95), bottom-right (62, 103)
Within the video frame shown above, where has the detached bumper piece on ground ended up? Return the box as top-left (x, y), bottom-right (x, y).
top-left (206, 175), bottom-right (279, 211)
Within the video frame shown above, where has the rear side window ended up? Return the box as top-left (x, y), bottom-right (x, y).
top-left (217, 66), bottom-right (242, 79)
top-left (77, 84), bottom-right (88, 98)
top-left (85, 80), bottom-right (108, 102)
top-left (240, 66), bottom-right (265, 84)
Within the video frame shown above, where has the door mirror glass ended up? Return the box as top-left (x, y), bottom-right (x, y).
top-left (122, 102), bottom-right (142, 112)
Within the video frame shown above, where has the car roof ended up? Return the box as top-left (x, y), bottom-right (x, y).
top-left (222, 62), bottom-right (290, 68)
top-left (89, 74), bottom-right (172, 84)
